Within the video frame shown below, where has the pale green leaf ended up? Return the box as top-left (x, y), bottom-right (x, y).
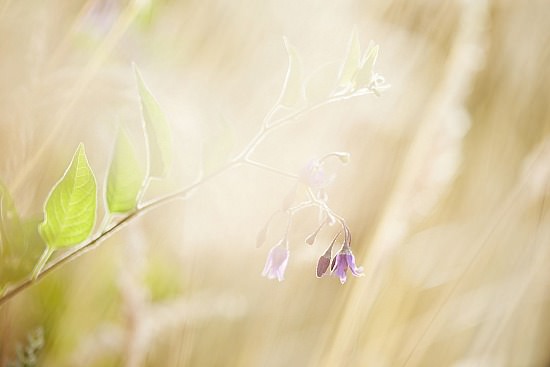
top-left (0, 218), bottom-right (45, 291)
top-left (305, 61), bottom-right (340, 104)
top-left (106, 129), bottom-right (145, 214)
top-left (278, 38), bottom-right (305, 108)
top-left (39, 144), bottom-right (97, 249)
top-left (0, 181), bottom-right (25, 257)
top-left (337, 27), bottom-right (361, 88)
top-left (134, 64), bottom-right (173, 179)
top-left (354, 42), bottom-right (379, 89)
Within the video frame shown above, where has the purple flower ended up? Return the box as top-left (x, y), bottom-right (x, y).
top-left (299, 160), bottom-right (334, 190)
top-left (262, 242), bottom-right (290, 281)
top-left (330, 246), bottom-right (363, 284)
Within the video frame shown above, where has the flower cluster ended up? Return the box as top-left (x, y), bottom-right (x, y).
top-left (259, 154), bottom-right (363, 284)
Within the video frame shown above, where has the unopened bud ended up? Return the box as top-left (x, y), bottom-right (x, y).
top-left (306, 220), bottom-right (327, 245)
top-left (319, 152), bottom-right (351, 165)
top-left (316, 255), bottom-right (331, 278)
top-left (317, 232), bottom-right (340, 277)
top-left (305, 231), bottom-right (317, 245)
top-left (334, 152), bottom-right (351, 164)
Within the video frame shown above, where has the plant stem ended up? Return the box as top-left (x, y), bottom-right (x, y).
top-left (0, 89), bottom-right (375, 307)
top-left (32, 247), bottom-right (54, 280)
top-left (243, 159), bottom-right (299, 180)
top-left (0, 161), bottom-right (240, 306)
top-left (236, 89), bottom-right (376, 161)
top-left (99, 213), bottom-right (113, 234)
top-left (306, 187), bottom-right (345, 224)
top-left (136, 176), bottom-right (151, 206)
top-left (262, 104), bottom-right (281, 127)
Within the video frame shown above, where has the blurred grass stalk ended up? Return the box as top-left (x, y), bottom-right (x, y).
top-left (320, 0), bottom-right (490, 365)
top-left (320, 1), bottom-right (550, 365)
top-left (1, 0), bottom-right (550, 366)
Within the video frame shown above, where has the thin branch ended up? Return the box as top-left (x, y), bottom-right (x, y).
top-left (0, 162), bottom-right (236, 307)
top-left (243, 159), bottom-right (299, 180)
top-left (236, 89), bottom-right (377, 161)
top-left (0, 88), bottom-right (375, 307)
top-left (31, 247), bottom-right (54, 280)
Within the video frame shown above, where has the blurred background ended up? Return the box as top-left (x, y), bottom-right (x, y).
top-left (1, 0), bottom-right (550, 366)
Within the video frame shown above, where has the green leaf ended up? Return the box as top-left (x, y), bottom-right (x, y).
top-left (278, 38), bottom-right (305, 108)
top-left (0, 183), bottom-right (39, 287)
top-left (0, 181), bottom-right (25, 256)
top-left (106, 129), bottom-right (145, 214)
top-left (134, 64), bottom-right (173, 179)
top-left (20, 218), bottom-right (46, 264)
top-left (305, 61), bottom-right (340, 104)
top-left (337, 27), bottom-right (361, 88)
top-left (354, 42), bottom-right (379, 89)
top-left (39, 144), bottom-right (97, 249)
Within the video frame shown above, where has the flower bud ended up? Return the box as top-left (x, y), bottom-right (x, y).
top-left (334, 152), bottom-right (351, 164)
top-left (316, 255), bottom-right (331, 278)
top-left (305, 220), bottom-right (325, 246)
top-left (305, 231), bottom-right (317, 245)
top-left (316, 232), bottom-right (339, 278)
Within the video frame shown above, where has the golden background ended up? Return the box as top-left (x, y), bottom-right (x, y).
top-left (0, 0), bottom-right (549, 366)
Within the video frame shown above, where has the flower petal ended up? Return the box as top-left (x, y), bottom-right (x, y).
top-left (262, 243), bottom-right (289, 281)
top-left (261, 246), bottom-right (275, 276)
top-left (339, 271), bottom-right (347, 284)
top-left (276, 254), bottom-right (289, 281)
top-left (331, 253), bottom-right (348, 283)
top-left (346, 252), bottom-right (364, 277)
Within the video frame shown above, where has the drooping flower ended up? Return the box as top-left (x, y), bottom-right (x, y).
top-left (262, 241), bottom-right (290, 281)
top-left (330, 245), bottom-right (363, 284)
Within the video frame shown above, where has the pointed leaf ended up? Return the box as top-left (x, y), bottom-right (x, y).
top-left (354, 42), bottom-right (379, 89)
top-left (134, 64), bottom-right (173, 178)
top-left (1, 218), bottom-right (46, 288)
top-left (0, 181), bottom-right (25, 256)
top-left (278, 38), bottom-right (305, 108)
top-left (21, 218), bottom-right (46, 261)
top-left (305, 61), bottom-right (340, 104)
top-left (39, 144), bottom-right (97, 249)
top-left (337, 27), bottom-right (361, 88)
top-left (106, 129), bottom-right (145, 214)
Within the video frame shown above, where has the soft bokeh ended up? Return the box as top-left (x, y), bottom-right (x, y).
top-left (1, 0), bottom-right (549, 366)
